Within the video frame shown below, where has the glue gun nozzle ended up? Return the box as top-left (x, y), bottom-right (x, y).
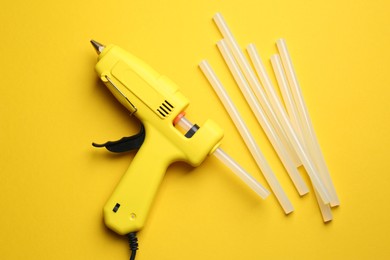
top-left (90, 39), bottom-right (105, 54)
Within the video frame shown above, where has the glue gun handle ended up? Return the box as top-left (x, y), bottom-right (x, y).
top-left (103, 129), bottom-right (173, 235)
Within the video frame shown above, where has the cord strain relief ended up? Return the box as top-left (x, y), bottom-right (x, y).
top-left (127, 232), bottom-right (139, 251)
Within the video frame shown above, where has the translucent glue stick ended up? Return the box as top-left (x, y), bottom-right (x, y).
top-left (216, 39), bottom-right (308, 197)
top-left (314, 189), bottom-right (333, 222)
top-left (271, 53), bottom-right (333, 221)
top-left (175, 115), bottom-right (270, 200)
top-left (247, 43), bottom-right (304, 148)
top-left (213, 14), bottom-right (329, 203)
top-left (246, 44), bottom-right (309, 193)
top-left (199, 60), bottom-right (293, 214)
top-left (213, 12), bottom-right (301, 169)
top-left (276, 39), bottom-right (339, 206)
top-left (270, 54), bottom-right (305, 145)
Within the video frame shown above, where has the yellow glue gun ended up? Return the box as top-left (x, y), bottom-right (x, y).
top-left (91, 40), bottom-right (225, 235)
top-left (91, 40), bottom-right (269, 236)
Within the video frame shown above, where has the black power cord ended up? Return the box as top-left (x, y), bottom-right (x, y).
top-left (127, 232), bottom-right (139, 260)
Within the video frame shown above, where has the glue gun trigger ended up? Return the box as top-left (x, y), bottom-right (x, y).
top-left (92, 124), bottom-right (145, 153)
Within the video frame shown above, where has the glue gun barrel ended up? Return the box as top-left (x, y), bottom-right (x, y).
top-left (176, 116), bottom-right (269, 199)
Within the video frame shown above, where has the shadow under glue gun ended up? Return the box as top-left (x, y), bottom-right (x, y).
top-left (90, 40), bottom-right (269, 236)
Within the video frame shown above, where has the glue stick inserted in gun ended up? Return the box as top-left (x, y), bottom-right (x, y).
top-left (90, 40), bottom-right (269, 236)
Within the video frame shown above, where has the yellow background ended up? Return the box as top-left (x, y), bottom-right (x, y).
top-left (1, 0), bottom-right (389, 259)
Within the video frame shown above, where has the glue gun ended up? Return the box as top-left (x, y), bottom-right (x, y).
top-left (90, 40), bottom-right (269, 236)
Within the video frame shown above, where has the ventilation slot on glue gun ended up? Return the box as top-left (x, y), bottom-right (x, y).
top-left (157, 100), bottom-right (174, 117)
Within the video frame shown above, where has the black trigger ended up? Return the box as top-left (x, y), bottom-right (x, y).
top-left (92, 124), bottom-right (145, 153)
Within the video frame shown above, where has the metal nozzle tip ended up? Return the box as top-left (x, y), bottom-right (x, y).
top-left (90, 39), bottom-right (105, 54)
